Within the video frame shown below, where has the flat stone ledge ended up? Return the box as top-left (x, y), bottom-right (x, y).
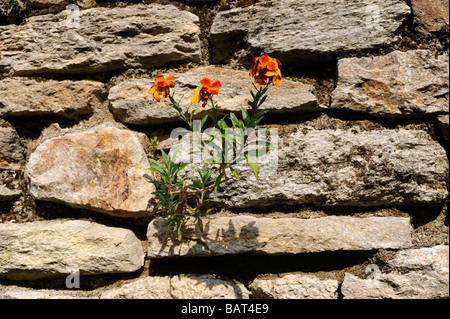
top-left (211, 128), bottom-right (449, 208)
top-left (0, 219), bottom-right (145, 280)
top-left (250, 273), bottom-right (339, 299)
top-left (100, 274), bottom-right (250, 299)
top-left (0, 77), bottom-right (104, 118)
top-left (108, 66), bottom-right (322, 126)
top-left (331, 50), bottom-right (449, 118)
top-left (0, 284), bottom-right (99, 299)
top-left (147, 215), bottom-right (413, 258)
top-left (342, 245), bottom-right (449, 299)
top-left (210, 0), bottom-right (410, 64)
top-left (0, 4), bottom-right (201, 76)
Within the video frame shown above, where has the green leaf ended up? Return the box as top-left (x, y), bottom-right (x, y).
top-left (219, 119), bottom-right (229, 130)
top-left (258, 94), bottom-right (268, 107)
top-left (241, 107), bottom-right (249, 120)
top-left (229, 165), bottom-right (240, 179)
top-left (161, 149), bottom-right (170, 164)
top-left (245, 153), bottom-right (259, 179)
top-left (214, 171), bottom-right (224, 192)
top-left (229, 112), bottom-right (240, 128)
top-left (148, 160), bottom-right (166, 175)
top-left (148, 180), bottom-right (164, 185)
top-left (148, 158), bottom-right (163, 167)
top-left (171, 146), bottom-right (181, 160)
top-left (200, 114), bottom-right (208, 129)
top-left (251, 110), bottom-right (268, 127)
top-left (177, 225), bottom-right (182, 241)
top-left (149, 165), bottom-right (166, 175)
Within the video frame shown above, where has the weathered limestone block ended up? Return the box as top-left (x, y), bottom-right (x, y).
top-left (0, 220), bottom-right (145, 280)
top-left (213, 128), bottom-right (449, 208)
top-left (100, 274), bottom-right (250, 299)
top-left (147, 215), bottom-right (412, 258)
top-left (250, 274), bottom-right (339, 299)
top-left (210, 0), bottom-right (410, 64)
top-left (388, 245), bottom-right (449, 273)
top-left (0, 78), bottom-right (103, 118)
top-left (26, 126), bottom-right (155, 217)
top-left (410, 0), bottom-right (449, 35)
top-left (0, 284), bottom-right (98, 299)
top-left (331, 50), bottom-right (449, 118)
top-left (0, 4), bottom-right (201, 75)
top-left (109, 66), bottom-right (321, 125)
top-left (170, 274), bottom-right (250, 299)
top-left (28, 0), bottom-right (70, 8)
top-left (100, 276), bottom-right (172, 299)
top-left (342, 246), bottom-right (449, 299)
top-left (0, 126), bottom-right (23, 201)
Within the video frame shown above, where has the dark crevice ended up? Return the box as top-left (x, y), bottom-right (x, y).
top-left (5, 115), bottom-right (90, 141)
top-left (224, 202), bottom-right (445, 222)
top-left (29, 200), bottom-right (151, 241)
top-left (0, 267), bottom-right (144, 291)
top-left (148, 250), bottom-right (376, 286)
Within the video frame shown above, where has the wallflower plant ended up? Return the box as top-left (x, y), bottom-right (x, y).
top-left (148, 55), bottom-right (282, 240)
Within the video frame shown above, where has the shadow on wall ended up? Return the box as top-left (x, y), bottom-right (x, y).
top-left (151, 217), bottom-right (263, 257)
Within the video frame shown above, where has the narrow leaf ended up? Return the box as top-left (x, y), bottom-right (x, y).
top-left (214, 171), bottom-right (224, 192)
top-left (201, 114), bottom-right (208, 129)
top-left (245, 153), bottom-right (259, 179)
top-left (229, 112), bottom-right (240, 128)
top-left (229, 165), bottom-right (240, 179)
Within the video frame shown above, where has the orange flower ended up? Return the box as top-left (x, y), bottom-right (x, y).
top-left (148, 74), bottom-right (176, 102)
top-left (190, 77), bottom-right (222, 108)
top-left (249, 55), bottom-right (282, 87)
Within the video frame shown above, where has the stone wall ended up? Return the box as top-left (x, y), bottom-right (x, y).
top-left (0, 0), bottom-right (448, 299)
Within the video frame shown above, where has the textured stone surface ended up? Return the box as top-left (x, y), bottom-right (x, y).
top-left (28, 0), bottom-right (69, 8)
top-left (170, 274), bottom-right (250, 299)
top-left (388, 245), bottom-right (449, 273)
top-left (411, 0), bottom-right (449, 35)
top-left (0, 4), bottom-right (201, 75)
top-left (147, 215), bottom-right (412, 258)
top-left (0, 126), bottom-right (23, 201)
top-left (210, 0), bottom-right (410, 64)
top-left (331, 50), bottom-right (449, 118)
top-left (0, 285), bottom-right (98, 299)
top-left (100, 274), bottom-right (249, 299)
top-left (250, 274), bottom-right (339, 299)
top-left (26, 126), bottom-right (155, 217)
top-left (109, 66), bottom-right (321, 125)
top-left (0, 220), bottom-right (145, 280)
top-left (0, 78), bottom-right (103, 118)
top-left (437, 114), bottom-right (449, 142)
top-left (342, 245), bottom-right (449, 299)
top-left (100, 276), bottom-right (172, 299)
top-left (342, 270), bottom-right (449, 299)
top-left (211, 128), bottom-right (449, 208)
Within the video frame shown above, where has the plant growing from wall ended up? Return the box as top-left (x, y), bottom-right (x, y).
top-left (0, 0), bottom-right (25, 16)
top-left (147, 55), bottom-right (282, 240)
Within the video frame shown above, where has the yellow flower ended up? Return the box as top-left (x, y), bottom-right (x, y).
top-left (148, 75), bottom-right (176, 102)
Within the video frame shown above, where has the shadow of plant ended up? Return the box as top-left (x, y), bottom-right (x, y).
top-left (148, 217), bottom-right (265, 258)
